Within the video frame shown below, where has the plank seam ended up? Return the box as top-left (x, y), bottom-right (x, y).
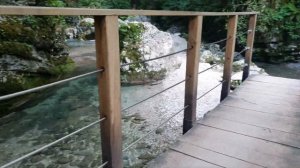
top-left (169, 147), bottom-right (225, 168)
top-left (229, 96), bottom-right (300, 109)
top-left (221, 104), bottom-right (300, 119)
top-left (248, 79), bottom-right (300, 86)
top-left (240, 80), bottom-right (300, 91)
top-left (202, 115), bottom-right (300, 136)
top-left (176, 140), bottom-right (266, 168)
top-left (198, 123), bottom-right (300, 150)
top-left (234, 89), bottom-right (300, 97)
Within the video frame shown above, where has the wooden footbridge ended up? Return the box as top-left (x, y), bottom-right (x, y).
top-left (148, 74), bottom-right (300, 168)
top-left (1, 6), bottom-right (299, 168)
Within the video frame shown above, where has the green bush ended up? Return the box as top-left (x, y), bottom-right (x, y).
top-left (49, 57), bottom-right (75, 75)
top-left (119, 22), bottom-right (145, 75)
top-left (0, 42), bottom-right (33, 60)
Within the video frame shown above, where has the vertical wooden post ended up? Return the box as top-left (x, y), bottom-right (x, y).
top-left (95, 16), bottom-right (123, 168)
top-left (220, 15), bottom-right (238, 101)
top-left (242, 14), bottom-right (257, 81)
top-left (183, 16), bottom-right (203, 134)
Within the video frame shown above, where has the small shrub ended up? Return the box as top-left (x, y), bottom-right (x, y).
top-left (0, 42), bottom-right (33, 60)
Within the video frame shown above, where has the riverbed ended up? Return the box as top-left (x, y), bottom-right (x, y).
top-left (0, 41), bottom-right (224, 168)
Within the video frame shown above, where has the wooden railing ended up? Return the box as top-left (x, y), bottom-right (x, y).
top-left (0, 6), bottom-right (257, 168)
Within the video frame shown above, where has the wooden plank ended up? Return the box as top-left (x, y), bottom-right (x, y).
top-left (95, 16), bottom-right (123, 168)
top-left (229, 92), bottom-right (300, 108)
top-left (199, 116), bottom-right (300, 149)
top-left (235, 86), bottom-right (300, 98)
top-left (248, 75), bottom-right (300, 86)
top-left (236, 80), bottom-right (300, 96)
top-left (220, 15), bottom-right (238, 101)
top-left (231, 91), bottom-right (300, 104)
top-left (207, 105), bottom-right (300, 134)
top-left (180, 125), bottom-right (300, 168)
top-left (170, 141), bottom-right (263, 168)
top-left (0, 6), bottom-right (259, 16)
top-left (242, 14), bottom-right (257, 81)
top-left (147, 148), bottom-right (221, 168)
top-left (183, 16), bottom-right (203, 134)
top-left (231, 82), bottom-right (300, 102)
top-left (222, 96), bottom-right (300, 118)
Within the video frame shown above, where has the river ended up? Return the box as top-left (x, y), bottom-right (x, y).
top-left (1, 40), bottom-right (298, 168)
top-left (255, 62), bottom-right (300, 79)
top-left (0, 41), bottom-right (223, 168)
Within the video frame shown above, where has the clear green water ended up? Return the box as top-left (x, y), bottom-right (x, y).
top-left (255, 62), bottom-right (300, 79)
top-left (0, 41), bottom-right (223, 168)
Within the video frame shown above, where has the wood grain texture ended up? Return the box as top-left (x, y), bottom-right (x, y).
top-left (220, 15), bottom-right (238, 101)
top-left (95, 16), bottom-right (122, 168)
top-left (170, 141), bottom-right (263, 168)
top-left (183, 16), bottom-right (203, 134)
top-left (150, 75), bottom-right (300, 168)
top-left (147, 148), bottom-right (221, 168)
top-left (199, 116), bottom-right (300, 149)
top-left (0, 5), bottom-right (258, 16)
top-left (242, 14), bottom-right (258, 81)
top-left (180, 125), bottom-right (300, 168)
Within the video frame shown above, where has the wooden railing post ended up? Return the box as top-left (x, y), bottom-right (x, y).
top-left (183, 16), bottom-right (203, 134)
top-left (242, 14), bottom-right (257, 81)
top-left (220, 15), bottom-right (238, 101)
top-left (95, 16), bottom-right (123, 168)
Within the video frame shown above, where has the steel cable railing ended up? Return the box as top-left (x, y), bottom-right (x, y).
top-left (198, 64), bottom-right (219, 74)
top-left (98, 161), bottom-right (108, 168)
top-left (122, 81), bottom-right (226, 152)
top-left (204, 37), bottom-right (230, 45)
top-left (0, 35), bottom-right (233, 102)
top-left (235, 47), bottom-right (250, 57)
top-left (0, 117), bottom-right (106, 168)
top-left (122, 105), bottom-right (189, 152)
top-left (0, 48), bottom-right (190, 102)
top-left (197, 80), bottom-right (225, 100)
top-left (121, 48), bottom-right (190, 67)
top-left (0, 69), bottom-right (104, 101)
top-left (0, 36), bottom-right (242, 167)
top-left (122, 78), bottom-right (187, 111)
top-left (122, 61), bottom-right (222, 113)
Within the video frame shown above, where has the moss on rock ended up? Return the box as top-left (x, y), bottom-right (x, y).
top-left (0, 19), bottom-right (36, 44)
top-left (49, 57), bottom-right (75, 75)
top-left (0, 42), bottom-right (34, 60)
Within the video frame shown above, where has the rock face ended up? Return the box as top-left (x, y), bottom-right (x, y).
top-left (65, 17), bottom-right (95, 40)
top-left (138, 22), bottom-right (182, 72)
top-left (0, 16), bottom-right (75, 116)
top-left (254, 33), bottom-right (300, 63)
top-left (0, 15), bottom-right (75, 91)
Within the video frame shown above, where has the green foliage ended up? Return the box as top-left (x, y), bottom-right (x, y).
top-left (271, 3), bottom-right (300, 40)
top-left (77, 0), bottom-right (130, 8)
top-left (0, 19), bottom-right (36, 44)
top-left (35, 0), bottom-right (65, 7)
top-left (140, 1), bottom-right (229, 41)
top-left (225, 0), bottom-right (299, 44)
top-left (78, 0), bottom-right (105, 8)
top-left (47, 0), bottom-right (65, 7)
top-left (49, 57), bottom-right (75, 75)
top-left (119, 22), bottom-right (145, 74)
top-left (103, 0), bottom-right (131, 9)
top-left (0, 42), bottom-right (33, 59)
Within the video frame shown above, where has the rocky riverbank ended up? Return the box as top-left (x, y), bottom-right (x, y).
top-left (0, 18), bottom-right (265, 168)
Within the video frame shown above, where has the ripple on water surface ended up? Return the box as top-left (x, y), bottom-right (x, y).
top-left (0, 51), bottom-right (224, 168)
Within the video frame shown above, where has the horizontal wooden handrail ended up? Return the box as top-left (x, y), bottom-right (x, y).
top-left (0, 5), bottom-right (258, 167)
top-left (0, 6), bottom-right (259, 16)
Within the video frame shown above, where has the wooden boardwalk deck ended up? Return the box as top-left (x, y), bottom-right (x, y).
top-left (148, 75), bottom-right (300, 168)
